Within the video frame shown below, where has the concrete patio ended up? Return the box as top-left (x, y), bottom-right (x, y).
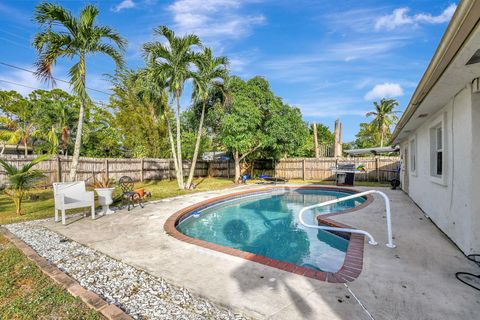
top-left (42, 185), bottom-right (480, 320)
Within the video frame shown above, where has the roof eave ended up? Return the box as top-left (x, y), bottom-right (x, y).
top-left (391, 0), bottom-right (480, 144)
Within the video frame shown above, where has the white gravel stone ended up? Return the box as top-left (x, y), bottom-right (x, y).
top-left (5, 220), bottom-right (248, 320)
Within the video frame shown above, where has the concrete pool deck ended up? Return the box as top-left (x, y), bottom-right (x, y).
top-left (42, 185), bottom-right (480, 319)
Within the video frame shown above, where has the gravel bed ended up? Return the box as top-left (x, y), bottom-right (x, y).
top-left (5, 220), bottom-right (248, 320)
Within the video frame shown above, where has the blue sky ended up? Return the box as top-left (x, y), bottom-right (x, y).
top-left (0, 0), bottom-right (456, 141)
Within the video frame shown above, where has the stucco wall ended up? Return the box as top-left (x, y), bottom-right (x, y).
top-left (400, 85), bottom-right (479, 254)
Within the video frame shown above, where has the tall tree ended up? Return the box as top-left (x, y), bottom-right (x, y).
top-left (186, 48), bottom-right (228, 189)
top-left (33, 2), bottom-right (126, 181)
top-left (366, 98), bottom-right (399, 147)
top-left (143, 26), bottom-right (201, 189)
top-left (0, 93), bottom-right (40, 156)
top-left (110, 69), bottom-right (169, 158)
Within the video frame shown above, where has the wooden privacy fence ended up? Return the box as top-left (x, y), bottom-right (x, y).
top-left (274, 157), bottom-right (400, 182)
top-left (0, 155), bottom-right (235, 185)
top-left (0, 155), bottom-right (399, 185)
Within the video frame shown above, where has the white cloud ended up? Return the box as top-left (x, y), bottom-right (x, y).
top-left (168, 0), bottom-right (265, 45)
top-left (375, 4), bottom-right (457, 30)
top-left (292, 99), bottom-right (369, 118)
top-left (113, 0), bottom-right (136, 12)
top-left (364, 82), bottom-right (404, 100)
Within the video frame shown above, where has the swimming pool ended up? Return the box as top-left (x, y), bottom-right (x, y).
top-left (167, 187), bottom-right (370, 281)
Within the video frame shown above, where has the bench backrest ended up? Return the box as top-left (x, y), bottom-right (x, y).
top-left (53, 181), bottom-right (87, 200)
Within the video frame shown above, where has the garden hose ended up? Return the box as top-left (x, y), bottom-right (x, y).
top-left (455, 254), bottom-right (480, 291)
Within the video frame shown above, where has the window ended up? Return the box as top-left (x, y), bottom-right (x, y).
top-left (430, 123), bottom-right (443, 178)
top-left (410, 138), bottom-right (416, 174)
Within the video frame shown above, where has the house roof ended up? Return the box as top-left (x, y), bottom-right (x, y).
top-left (391, 0), bottom-right (480, 144)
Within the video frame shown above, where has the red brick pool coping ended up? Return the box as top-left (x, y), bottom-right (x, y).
top-left (164, 185), bottom-right (373, 283)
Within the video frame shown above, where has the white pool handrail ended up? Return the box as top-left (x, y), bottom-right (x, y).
top-left (298, 190), bottom-right (396, 248)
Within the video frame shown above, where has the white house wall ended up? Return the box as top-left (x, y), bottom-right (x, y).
top-left (400, 85), bottom-right (479, 254)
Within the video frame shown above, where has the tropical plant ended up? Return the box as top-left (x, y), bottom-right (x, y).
top-left (45, 126), bottom-right (59, 155)
top-left (143, 26), bottom-right (201, 189)
top-left (28, 89), bottom-right (79, 156)
top-left (92, 173), bottom-right (112, 188)
top-left (0, 155), bottom-right (49, 215)
top-left (0, 99), bottom-right (40, 156)
top-left (110, 69), bottom-right (170, 158)
top-left (186, 48), bottom-right (228, 189)
top-left (33, 2), bottom-right (126, 181)
top-left (366, 98), bottom-right (400, 147)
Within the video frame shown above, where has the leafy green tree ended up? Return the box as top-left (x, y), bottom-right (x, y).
top-left (263, 103), bottom-right (309, 159)
top-left (354, 122), bottom-right (381, 149)
top-left (110, 70), bottom-right (170, 158)
top-left (186, 48), bottom-right (228, 189)
top-left (219, 76), bottom-right (265, 182)
top-left (218, 76), bottom-right (307, 181)
top-left (33, 2), bottom-right (126, 181)
top-left (143, 26), bottom-right (201, 189)
top-left (0, 92), bottom-right (40, 156)
top-left (81, 104), bottom-right (123, 157)
top-left (0, 155), bottom-right (48, 215)
top-left (366, 98), bottom-right (399, 147)
top-left (27, 89), bottom-right (79, 156)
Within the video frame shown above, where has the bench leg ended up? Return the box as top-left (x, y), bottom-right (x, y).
top-left (61, 209), bottom-right (66, 225)
top-left (91, 205), bottom-right (95, 220)
top-left (54, 209), bottom-right (59, 222)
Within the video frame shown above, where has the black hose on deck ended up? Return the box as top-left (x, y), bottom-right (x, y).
top-left (455, 254), bottom-right (480, 291)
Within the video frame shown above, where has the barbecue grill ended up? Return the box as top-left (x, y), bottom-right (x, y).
top-left (331, 163), bottom-right (362, 186)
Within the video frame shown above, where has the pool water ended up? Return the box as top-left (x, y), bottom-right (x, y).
top-left (177, 189), bottom-right (365, 272)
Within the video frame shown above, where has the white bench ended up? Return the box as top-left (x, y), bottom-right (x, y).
top-left (53, 181), bottom-right (95, 225)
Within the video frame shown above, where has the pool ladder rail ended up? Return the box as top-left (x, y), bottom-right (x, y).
top-left (298, 190), bottom-right (396, 249)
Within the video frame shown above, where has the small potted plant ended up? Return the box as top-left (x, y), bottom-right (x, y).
top-left (93, 173), bottom-right (115, 215)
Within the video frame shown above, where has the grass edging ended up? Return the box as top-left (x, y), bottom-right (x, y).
top-left (0, 227), bottom-right (133, 320)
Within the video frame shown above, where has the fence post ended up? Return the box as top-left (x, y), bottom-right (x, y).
top-left (168, 160), bottom-right (172, 180)
top-left (375, 157), bottom-right (380, 182)
top-left (140, 158), bottom-right (144, 182)
top-left (56, 157), bottom-right (62, 182)
top-left (302, 159), bottom-right (306, 181)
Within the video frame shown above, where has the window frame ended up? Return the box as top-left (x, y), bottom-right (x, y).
top-left (429, 113), bottom-right (447, 185)
top-left (409, 136), bottom-right (417, 176)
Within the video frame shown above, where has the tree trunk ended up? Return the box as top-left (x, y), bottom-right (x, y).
top-left (234, 150), bottom-right (241, 183)
top-left (69, 54), bottom-right (86, 182)
top-left (380, 128), bottom-right (384, 147)
top-left (23, 139), bottom-right (28, 156)
top-left (69, 99), bottom-right (85, 181)
top-left (175, 93), bottom-right (184, 189)
top-left (186, 100), bottom-right (206, 189)
top-left (164, 110), bottom-right (182, 189)
top-left (313, 123), bottom-right (319, 158)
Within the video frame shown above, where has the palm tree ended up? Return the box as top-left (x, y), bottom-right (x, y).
top-left (143, 26), bottom-right (201, 189)
top-left (33, 2), bottom-right (126, 181)
top-left (0, 155), bottom-right (48, 215)
top-left (366, 98), bottom-right (400, 147)
top-left (185, 48), bottom-right (228, 189)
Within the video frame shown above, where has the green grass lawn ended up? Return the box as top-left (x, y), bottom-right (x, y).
top-left (0, 234), bottom-right (101, 320)
top-left (0, 177), bottom-right (236, 226)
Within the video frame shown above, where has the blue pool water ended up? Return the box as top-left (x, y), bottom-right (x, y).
top-left (177, 189), bottom-right (365, 272)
